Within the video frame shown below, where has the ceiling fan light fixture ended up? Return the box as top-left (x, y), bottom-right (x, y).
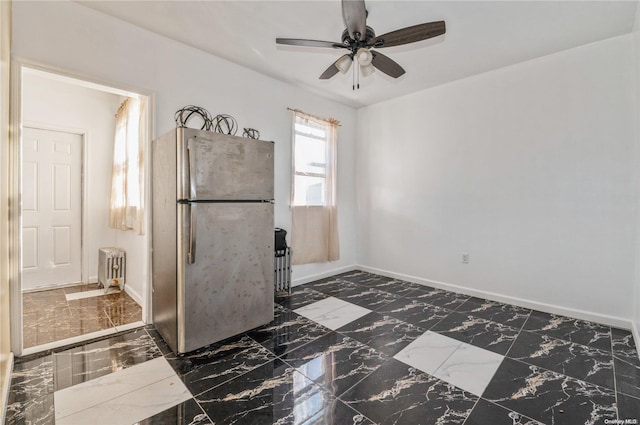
top-left (356, 48), bottom-right (373, 66)
top-left (335, 55), bottom-right (353, 74)
top-left (361, 63), bottom-right (375, 77)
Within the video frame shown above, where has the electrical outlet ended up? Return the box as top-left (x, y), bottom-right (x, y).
top-left (461, 252), bottom-right (469, 264)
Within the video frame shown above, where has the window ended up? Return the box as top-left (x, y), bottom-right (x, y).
top-left (292, 115), bottom-right (330, 206)
top-left (109, 96), bottom-right (146, 234)
top-left (290, 110), bottom-right (340, 265)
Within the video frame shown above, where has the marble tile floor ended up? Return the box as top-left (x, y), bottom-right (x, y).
top-left (22, 283), bottom-right (142, 349)
top-left (5, 270), bottom-right (640, 424)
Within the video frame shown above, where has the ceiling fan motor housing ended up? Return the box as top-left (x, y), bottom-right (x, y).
top-left (341, 26), bottom-right (376, 49)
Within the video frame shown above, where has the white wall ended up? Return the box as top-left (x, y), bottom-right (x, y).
top-left (21, 73), bottom-right (136, 291)
top-left (633, 3), bottom-right (640, 339)
top-left (357, 35), bottom-right (637, 327)
top-left (0, 0), bottom-right (12, 420)
top-left (12, 1), bottom-right (358, 286)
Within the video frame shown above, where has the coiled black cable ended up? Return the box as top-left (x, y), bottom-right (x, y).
top-left (211, 114), bottom-right (238, 136)
top-left (174, 105), bottom-right (213, 130)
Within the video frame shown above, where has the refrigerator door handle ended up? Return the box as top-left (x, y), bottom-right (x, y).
top-left (187, 138), bottom-right (198, 200)
top-left (187, 203), bottom-right (197, 264)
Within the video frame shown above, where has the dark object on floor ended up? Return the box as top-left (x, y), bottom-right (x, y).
top-left (275, 228), bottom-right (287, 253)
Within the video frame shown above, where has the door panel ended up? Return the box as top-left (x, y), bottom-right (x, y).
top-left (178, 202), bottom-right (274, 353)
top-left (22, 127), bottom-right (82, 290)
top-left (53, 163), bottom-right (71, 210)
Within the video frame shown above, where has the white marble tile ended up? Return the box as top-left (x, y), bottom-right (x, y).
top-left (114, 321), bottom-right (145, 333)
top-left (313, 303), bottom-right (371, 330)
top-left (394, 331), bottom-right (462, 374)
top-left (65, 288), bottom-right (120, 301)
top-left (294, 297), bottom-right (370, 330)
top-left (294, 297), bottom-right (353, 320)
top-left (432, 342), bottom-right (504, 396)
top-left (54, 357), bottom-right (177, 420)
top-left (56, 374), bottom-right (191, 425)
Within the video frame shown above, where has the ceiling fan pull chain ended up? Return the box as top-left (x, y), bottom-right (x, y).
top-left (352, 59), bottom-right (356, 90)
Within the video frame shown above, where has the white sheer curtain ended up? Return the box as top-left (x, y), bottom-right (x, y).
top-left (291, 110), bottom-right (340, 264)
top-left (109, 97), bottom-right (145, 234)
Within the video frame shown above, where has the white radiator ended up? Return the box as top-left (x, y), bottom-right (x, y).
top-left (274, 247), bottom-right (291, 293)
top-left (98, 247), bottom-right (126, 292)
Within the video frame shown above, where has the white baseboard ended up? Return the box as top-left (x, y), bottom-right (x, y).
top-left (125, 285), bottom-right (143, 306)
top-left (292, 265), bottom-right (358, 287)
top-left (1, 352), bottom-right (14, 425)
top-left (22, 280), bottom-right (85, 293)
top-left (357, 264), bottom-right (633, 330)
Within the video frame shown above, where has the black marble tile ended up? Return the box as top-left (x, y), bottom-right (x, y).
top-left (408, 286), bottom-right (470, 310)
top-left (340, 358), bottom-right (477, 425)
top-left (4, 393), bottom-right (54, 425)
top-left (337, 311), bottom-right (425, 356)
top-left (6, 356), bottom-right (55, 425)
top-left (164, 333), bottom-right (258, 375)
top-left (615, 354), bottom-right (640, 399)
top-left (456, 297), bottom-right (531, 328)
top-left (281, 331), bottom-right (389, 397)
top-left (376, 298), bottom-right (451, 329)
top-left (134, 398), bottom-right (212, 425)
top-left (523, 311), bottom-right (612, 352)
top-left (507, 330), bottom-right (614, 390)
top-left (612, 327), bottom-right (640, 366)
top-left (8, 355), bottom-right (54, 399)
top-left (247, 305), bottom-right (330, 356)
top-left (366, 279), bottom-right (423, 297)
top-left (464, 399), bottom-right (543, 425)
top-left (331, 270), bottom-right (379, 284)
top-left (301, 398), bottom-right (376, 425)
top-left (337, 271), bottom-right (422, 296)
top-left (337, 285), bottom-right (401, 310)
top-left (196, 359), bottom-right (336, 425)
top-left (483, 358), bottom-right (616, 424)
top-left (617, 393), bottom-right (640, 424)
top-left (52, 328), bottom-right (162, 391)
top-left (179, 337), bottom-right (275, 396)
top-left (305, 277), bottom-right (361, 297)
top-left (145, 327), bottom-right (173, 356)
top-left (275, 286), bottom-right (329, 310)
top-left (430, 312), bottom-right (519, 355)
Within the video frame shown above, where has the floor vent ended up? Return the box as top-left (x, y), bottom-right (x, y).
top-left (275, 247), bottom-right (291, 293)
top-left (98, 247), bottom-right (126, 292)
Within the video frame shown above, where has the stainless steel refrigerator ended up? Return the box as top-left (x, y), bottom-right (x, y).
top-left (152, 127), bottom-right (274, 354)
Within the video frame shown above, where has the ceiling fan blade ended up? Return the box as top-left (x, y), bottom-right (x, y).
top-left (276, 38), bottom-right (347, 49)
top-left (342, 0), bottom-right (367, 41)
top-left (319, 55), bottom-right (351, 79)
top-left (371, 51), bottom-right (405, 78)
top-left (373, 21), bottom-right (446, 48)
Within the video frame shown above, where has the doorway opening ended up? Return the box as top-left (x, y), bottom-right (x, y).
top-left (11, 65), bottom-right (152, 355)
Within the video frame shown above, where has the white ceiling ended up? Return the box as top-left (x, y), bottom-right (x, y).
top-left (78, 1), bottom-right (638, 108)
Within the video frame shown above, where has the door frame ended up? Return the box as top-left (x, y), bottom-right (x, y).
top-left (22, 122), bottom-right (88, 289)
top-left (9, 59), bottom-right (156, 356)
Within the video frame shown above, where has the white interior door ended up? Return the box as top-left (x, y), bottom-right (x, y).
top-left (22, 127), bottom-right (82, 290)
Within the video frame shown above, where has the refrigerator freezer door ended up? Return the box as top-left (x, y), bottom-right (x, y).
top-left (177, 202), bottom-right (274, 353)
top-left (180, 129), bottom-right (274, 201)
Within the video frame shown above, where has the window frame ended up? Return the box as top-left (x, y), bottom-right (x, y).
top-left (291, 115), bottom-right (331, 207)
